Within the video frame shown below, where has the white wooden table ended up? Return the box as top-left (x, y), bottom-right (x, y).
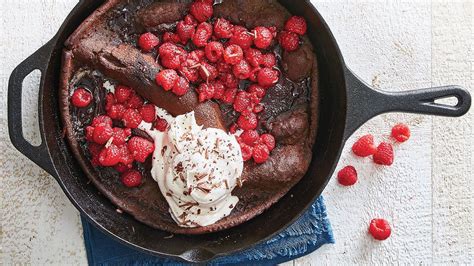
top-left (1, 0), bottom-right (472, 264)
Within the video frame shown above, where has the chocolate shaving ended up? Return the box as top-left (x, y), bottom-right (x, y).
top-left (196, 186), bottom-right (211, 193)
top-left (224, 180), bottom-right (229, 190)
top-left (195, 173), bottom-right (207, 180)
top-left (175, 162), bottom-right (184, 173)
top-left (179, 202), bottom-right (199, 208)
top-left (161, 145), bottom-right (168, 156)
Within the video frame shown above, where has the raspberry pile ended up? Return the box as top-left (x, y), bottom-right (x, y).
top-left (136, 0), bottom-right (307, 164)
top-left (71, 87), bottom-right (92, 108)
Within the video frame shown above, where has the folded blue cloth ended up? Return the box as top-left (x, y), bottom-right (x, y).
top-left (81, 196), bottom-right (333, 265)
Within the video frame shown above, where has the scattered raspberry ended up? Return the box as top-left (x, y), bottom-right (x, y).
top-left (337, 166), bottom-right (358, 186)
top-left (230, 30), bottom-right (254, 50)
top-left (212, 81), bottom-right (225, 100)
top-left (107, 104), bottom-right (126, 120)
top-left (237, 112), bottom-right (258, 130)
top-left (176, 20), bottom-right (196, 44)
top-left (262, 53), bottom-right (276, 68)
top-left (249, 91), bottom-right (261, 104)
top-left (233, 91), bottom-right (251, 112)
top-left (192, 22), bottom-right (213, 47)
top-left (239, 143), bottom-right (253, 161)
top-left (221, 87), bottom-right (237, 104)
top-left (248, 84), bottom-right (266, 98)
top-left (98, 144), bottom-right (121, 167)
top-left (205, 41), bottom-right (224, 62)
top-left (199, 62), bottom-right (218, 81)
top-left (172, 76), bottom-right (190, 96)
top-left (253, 144), bottom-right (270, 164)
top-left (71, 87), bottom-right (92, 108)
top-left (369, 218), bottom-right (391, 240)
top-left (257, 67), bottom-right (279, 87)
top-left (121, 170), bottom-right (143, 188)
top-left (253, 26), bottom-right (273, 49)
top-left (154, 118), bottom-right (169, 132)
top-left (189, 1), bottom-right (213, 23)
top-left (184, 14), bottom-right (198, 26)
top-left (260, 133), bottom-right (275, 151)
top-left (352, 134), bottom-right (377, 157)
top-left (284, 16), bottom-right (307, 35)
top-left (127, 137), bottom-right (155, 163)
top-left (220, 73), bottom-right (238, 89)
top-left (253, 104), bottom-right (264, 113)
top-left (279, 31), bottom-right (300, 52)
top-left (114, 85), bottom-right (132, 103)
top-left (88, 142), bottom-right (102, 166)
top-left (216, 60), bottom-right (232, 74)
top-left (159, 42), bottom-right (180, 58)
top-left (140, 104), bottom-right (156, 123)
top-left (92, 124), bottom-right (114, 145)
top-left (112, 128), bottom-right (132, 145)
top-left (155, 69), bottom-right (179, 91)
top-left (223, 44), bottom-right (244, 65)
top-left (138, 32), bottom-right (160, 52)
top-left (122, 109), bottom-right (142, 128)
top-left (179, 59), bottom-right (200, 83)
top-left (245, 48), bottom-right (263, 67)
top-left (197, 83), bottom-right (215, 102)
top-left (92, 115), bottom-right (113, 127)
top-left (240, 130), bottom-right (259, 145)
top-left (114, 163), bottom-right (131, 173)
top-left (391, 123), bottom-right (411, 143)
top-left (118, 144), bottom-right (135, 165)
top-left (105, 93), bottom-right (115, 111)
top-left (373, 142), bottom-right (394, 166)
top-left (85, 126), bottom-right (95, 142)
top-left (233, 59), bottom-right (251, 80)
top-left (162, 32), bottom-right (181, 44)
top-left (229, 123), bottom-right (238, 134)
top-left (161, 52), bottom-right (184, 70)
top-left (214, 18), bottom-right (233, 39)
top-left (125, 93), bottom-right (144, 109)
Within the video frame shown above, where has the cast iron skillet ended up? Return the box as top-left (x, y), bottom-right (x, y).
top-left (7, 0), bottom-right (471, 263)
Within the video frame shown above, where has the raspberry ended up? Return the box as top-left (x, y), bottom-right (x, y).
top-left (233, 91), bottom-right (251, 112)
top-left (262, 53), bottom-right (276, 68)
top-left (229, 123), bottom-right (238, 134)
top-left (373, 142), bottom-right (394, 166)
top-left (230, 30), bottom-right (253, 50)
top-left (253, 104), bottom-right (264, 113)
top-left (114, 163), bottom-right (132, 173)
top-left (220, 73), bottom-right (238, 89)
top-left (223, 44), bottom-right (244, 65)
top-left (260, 133), bottom-right (275, 151)
top-left (179, 58), bottom-right (200, 83)
top-left (92, 124), bottom-right (113, 145)
top-left (118, 144), bottom-right (134, 165)
top-left (237, 113), bottom-right (258, 130)
top-left (216, 60), bottom-right (232, 74)
top-left (140, 104), bottom-right (156, 123)
top-left (248, 84), bottom-right (266, 98)
top-left (199, 62), bottom-right (218, 81)
top-left (154, 118), bottom-right (169, 132)
top-left (253, 26), bottom-right (273, 49)
top-left (240, 130), bottom-right (259, 145)
top-left (125, 93), bottom-right (144, 109)
top-left (257, 67), bottom-right (279, 87)
top-left (212, 81), bottom-right (225, 100)
top-left (245, 48), bottom-right (263, 67)
top-left (71, 87), bottom-right (92, 108)
top-left (121, 170), bottom-right (143, 188)
top-left (197, 83), bottom-right (215, 102)
top-left (391, 123), bottom-right (411, 143)
top-left (233, 59), bottom-right (251, 80)
top-left (138, 32), bottom-right (160, 52)
top-left (88, 143), bottom-right (102, 166)
top-left (352, 134), bottom-right (377, 157)
top-left (155, 69), bottom-right (179, 91)
top-left (122, 109), bottom-right (142, 128)
top-left (107, 104), bottom-right (126, 120)
top-left (114, 85), bottom-right (133, 103)
top-left (176, 21), bottom-right (196, 44)
top-left (105, 93), bottom-right (115, 111)
top-left (205, 41), bottom-right (224, 62)
top-left (248, 67), bottom-right (261, 82)
top-left (162, 32), bottom-right (181, 44)
top-left (184, 14), bottom-right (198, 26)
top-left (189, 49), bottom-right (206, 61)
top-left (159, 42), bottom-right (180, 58)
top-left (221, 87), bottom-right (237, 104)
top-left (279, 31), bottom-right (300, 52)
top-left (92, 115), bottom-right (113, 127)
top-left (112, 128), bottom-right (132, 145)
top-left (98, 144), bottom-right (121, 166)
top-left (161, 53), bottom-right (184, 70)
top-left (172, 76), bottom-right (190, 96)
top-left (252, 144), bottom-right (270, 164)
top-left (192, 22), bottom-right (213, 47)
top-left (214, 18), bottom-right (233, 39)
top-left (128, 136), bottom-right (155, 163)
top-left (369, 218), bottom-right (391, 240)
top-left (239, 143), bottom-right (253, 161)
top-left (249, 92), bottom-right (261, 104)
top-left (285, 16), bottom-right (307, 35)
top-left (337, 166), bottom-right (357, 186)
top-left (189, 1), bottom-right (213, 22)
top-left (85, 126), bottom-right (95, 142)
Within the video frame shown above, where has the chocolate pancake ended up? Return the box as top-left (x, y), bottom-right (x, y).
top-left (60, 0), bottom-right (319, 234)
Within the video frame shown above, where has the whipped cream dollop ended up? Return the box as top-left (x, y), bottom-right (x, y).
top-left (140, 110), bottom-right (243, 227)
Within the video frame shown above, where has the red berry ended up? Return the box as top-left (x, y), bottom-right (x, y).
top-left (114, 85), bottom-right (132, 103)
top-left (138, 32), bottom-right (160, 52)
top-left (223, 44), bottom-right (244, 65)
top-left (253, 26), bottom-right (273, 49)
top-left (92, 124), bottom-right (113, 145)
top-left (92, 115), bottom-right (113, 127)
top-left (220, 73), bottom-right (238, 89)
top-left (114, 163), bottom-right (132, 173)
top-left (140, 104), bottom-right (156, 123)
top-left (369, 218), bottom-right (391, 240)
top-left (233, 91), bottom-right (251, 112)
top-left (197, 83), bottom-right (215, 102)
top-left (125, 93), bottom-right (144, 109)
top-left (107, 104), bottom-right (126, 120)
top-left (260, 133), bottom-right (275, 151)
top-left (71, 87), bottom-right (92, 108)
top-left (199, 62), bottom-right (218, 81)
top-left (248, 67), bottom-right (261, 82)
top-left (205, 41), bottom-right (224, 62)
top-left (279, 31), bottom-right (300, 52)
top-left (154, 118), bottom-right (169, 132)
top-left (176, 21), bottom-right (196, 44)
top-left (98, 144), bottom-right (121, 166)
top-left (221, 87), bottom-right (237, 104)
top-left (229, 123), bottom-right (238, 134)
top-left (155, 69), bottom-right (179, 91)
top-left (262, 53), bottom-right (276, 68)
top-left (161, 54), bottom-right (184, 70)
top-left (214, 18), bottom-right (233, 39)
top-left (121, 170), bottom-right (143, 188)
top-left (189, 1), bottom-right (213, 23)
top-left (172, 76), bottom-right (190, 96)
top-left (391, 123), bottom-right (411, 143)
top-left (192, 22), bottom-right (213, 47)
top-left (237, 113), bottom-right (258, 130)
top-left (352, 134), bottom-right (377, 157)
top-left (252, 144), bottom-right (270, 164)
top-left (230, 30), bottom-right (253, 50)
top-left (337, 166), bottom-right (358, 186)
top-left (373, 142), bottom-right (394, 166)
top-left (257, 67), bottom-right (279, 87)
top-left (162, 32), bottom-right (181, 44)
top-left (112, 127), bottom-right (132, 145)
top-left (127, 136), bottom-right (155, 163)
top-left (240, 130), bottom-right (259, 145)
top-left (184, 14), bottom-right (198, 26)
top-left (240, 143), bottom-right (253, 161)
top-left (216, 60), bottom-right (232, 74)
top-left (285, 16), bottom-right (307, 35)
top-left (245, 48), bottom-right (263, 67)
top-left (122, 109), bottom-right (142, 128)
top-left (233, 59), bottom-right (251, 80)
top-left (159, 42), bottom-right (180, 58)
top-left (85, 126), bottom-right (95, 142)
top-left (105, 93), bottom-right (115, 111)
top-left (118, 144), bottom-right (134, 165)
top-left (248, 84), bottom-right (266, 98)
top-left (212, 81), bottom-right (225, 100)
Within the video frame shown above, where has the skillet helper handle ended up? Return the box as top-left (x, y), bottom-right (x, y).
top-left (8, 40), bottom-right (57, 177)
top-left (344, 68), bottom-right (472, 140)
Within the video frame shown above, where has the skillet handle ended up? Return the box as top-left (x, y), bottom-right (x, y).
top-left (344, 68), bottom-right (471, 140)
top-left (8, 40), bottom-right (58, 177)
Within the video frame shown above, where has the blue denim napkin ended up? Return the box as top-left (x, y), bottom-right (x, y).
top-left (81, 196), bottom-right (333, 265)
